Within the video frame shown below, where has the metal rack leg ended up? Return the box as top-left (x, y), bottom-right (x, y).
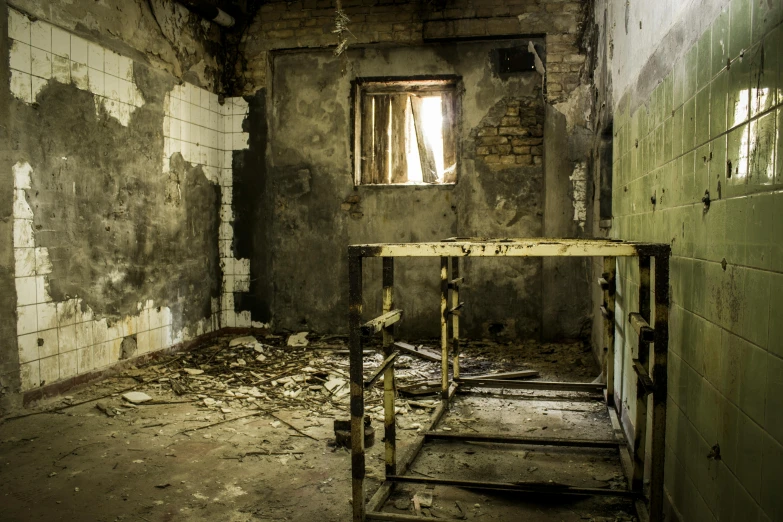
top-left (382, 257), bottom-right (397, 476)
top-left (631, 255), bottom-right (651, 493)
top-left (349, 252), bottom-right (366, 522)
top-left (603, 256), bottom-right (616, 407)
top-left (649, 255), bottom-right (670, 521)
top-left (451, 257), bottom-right (460, 380)
top-left (440, 257), bottom-right (449, 401)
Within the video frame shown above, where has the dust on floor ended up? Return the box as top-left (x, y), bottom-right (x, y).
top-left (0, 332), bottom-right (636, 521)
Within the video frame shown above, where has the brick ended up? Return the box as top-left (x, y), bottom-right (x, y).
top-left (533, 156), bottom-right (542, 165)
top-left (501, 116), bottom-right (521, 126)
top-left (563, 54), bottom-right (586, 64)
top-left (497, 144), bottom-right (512, 154)
top-left (506, 106), bottom-right (520, 116)
top-left (480, 136), bottom-right (508, 146)
top-left (513, 146), bottom-right (531, 154)
top-left (476, 146), bottom-right (490, 155)
top-left (516, 154), bottom-right (532, 165)
top-left (477, 127), bottom-right (498, 137)
top-left (499, 127), bottom-right (527, 136)
top-left (484, 154), bottom-right (500, 163)
top-left (500, 155), bottom-right (516, 165)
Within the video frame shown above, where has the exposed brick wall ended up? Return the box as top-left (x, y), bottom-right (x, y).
top-left (474, 98), bottom-right (544, 167)
top-left (238, 0), bottom-right (588, 102)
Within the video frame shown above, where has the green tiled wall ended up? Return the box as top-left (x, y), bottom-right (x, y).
top-left (611, 0), bottom-right (783, 520)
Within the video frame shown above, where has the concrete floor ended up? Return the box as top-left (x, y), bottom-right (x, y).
top-left (0, 335), bottom-right (638, 521)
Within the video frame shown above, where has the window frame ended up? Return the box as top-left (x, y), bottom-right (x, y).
top-left (352, 76), bottom-right (461, 187)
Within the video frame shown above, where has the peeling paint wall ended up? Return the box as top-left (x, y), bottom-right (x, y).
top-left (1, 4), bottom-right (228, 410)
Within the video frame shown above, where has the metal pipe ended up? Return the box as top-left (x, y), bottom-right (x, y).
top-left (175, 0), bottom-right (235, 27)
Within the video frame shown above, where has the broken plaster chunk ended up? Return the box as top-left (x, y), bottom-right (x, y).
top-left (183, 368), bottom-right (204, 375)
top-left (122, 391), bottom-right (152, 404)
top-left (287, 332), bottom-right (309, 347)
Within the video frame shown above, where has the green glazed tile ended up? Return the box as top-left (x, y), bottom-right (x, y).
top-left (745, 192), bottom-right (775, 271)
top-left (664, 117), bottom-right (673, 162)
top-left (727, 53), bottom-right (751, 129)
top-left (663, 75), bottom-right (673, 119)
top-left (730, 0), bottom-right (752, 59)
top-left (656, 124), bottom-right (664, 168)
top-left (697, 27), bottom-right (713, 91)
top-left (740, 266), bottom-right (771, 349)
top-left (695, 86), bottom-right (711, 147)
top-left (749, 42), bottom-right (775, 117)
top-left (752, 0), bottom-right (783, 44)
top-left (769, 272), bottom-right (783, 358)
top-left (683, 96), bottom-right (697, 153)
top-left (705, 198), bottom-right (726, 262)
top-left (760, 430), bottom-right (783, 520)
top-left (777, 108), bottom-right (783, 186)
top-left (770, 190), bottom-right (783, 273)
top-left (683, 150), bottom-right (697, 204)
top-left (724, 195), bottom-right (749, 265)
top-left (672, 105), bottom-right (684, 158)
top-left (748, 111), bottom-right (776, 187)
top-left (772, 26), bottom-right (783, 110)
top-left (710, 134), bottom-right (728, 200)
top-left (684, 45), bottom-right (699, 102)
top-left (696, 143), bottom-right (711, 195)
top-left (726, 123), bottom-right (750, 195)
top-left (673, 56), bottom-right (686, 109)
top-left (710, 69), bottom-right (729, 138)
top-left (712, 6), bottom-right (731, 77)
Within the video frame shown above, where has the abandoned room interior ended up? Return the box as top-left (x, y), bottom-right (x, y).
top-left (0, 0), bottom-right (781, 520)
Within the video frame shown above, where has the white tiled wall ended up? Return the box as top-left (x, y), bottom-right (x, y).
top-left (8, 8), bottom-right (144, 126)
top-left (9, 8), bottom-right (257, 392)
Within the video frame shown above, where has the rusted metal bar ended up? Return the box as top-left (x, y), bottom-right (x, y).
top-left (367, 513), bottom-right (466, 522)
top-left (451, 258), bottom-right (461, 380)
top-left (459, 370), bottom-right (539, 381)
top-left (628, 312), bottom-right (654, 342)
top-left (382, 257), bottom-right (397, 477)
top-left (423, 431), bottom-right (623, 448)
top-left (649, 254), bottom-right (670, 522)
top-left (384, 475), bottom-right (640, 498)
top-left (631, 255), bottom-right (651, 494)
top-left (440, 257), bottom-right (449, 401)
top-left (393, 341), bottom-right (441, 362)
top-left (361, 310), bottom-right (403, 335)
top-left (456, 378), bottom-right (605, 393)
top-left (348, 251), bottom-right (366, 522)
top-left (632, 359), bottom-right (655, 396)
top-left (602, 256), bottom-right (616, 408)
top-left (365, 383), bottom-right (458, 515)
top-left (364, 351), bottom-right (399, 389)
top-left (354, 240), bottom-right (646, 258)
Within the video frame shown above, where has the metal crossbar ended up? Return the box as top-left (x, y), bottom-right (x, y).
top-left (348, 238), bottom-right (670, 522)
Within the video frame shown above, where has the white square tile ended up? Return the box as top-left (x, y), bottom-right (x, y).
top-left (14, 190), bottom-right (34, 220)
top-left (233, 132), bottom-right (249, 150)
top-left (20, 361), bottom-right (40, 391)
top-left (231, 113), bottom-right (243, 133)
top-left (221, 186), bottom-right (232, 205)
top-left (76, 320), bottom-right (93, 349)
top-left (92, 342), bottom-right (109, 368)
top-left (118, 55), bottom-right (133, 81)
top-left (35, 247), bottom-right (52, 275)
top-left (37, 328), bottom-right (58, 358)
top-left (37, 302), bottom-right (58, 331)
top-left (191, 125), bottom-right (200, 145)
top-left (170, 118), bottom-right (181, 140)
top-left (14, 248), bottom-right (36, 277)
top-left (209, 111), bottom-right (219, 131)
top-left (13, 219), bottom-right (35, 248)
top-left (235, 275), bottom-right (250, 293)
top-left (70, 61), bottom-right (89, 90)
top-left (10, 41), bottom-right (31, 74)
top-left (15, 276), bottom-right (37, 306)
top-left (30, 20), bottom-right (52, 52)
top-left (104, 49), bottom-right (120, 77)
top-left (149, 328), bottom-right (162, 352)
top-left (58, 324), bottom-right (77, 353)
top-left (70, 35), bottom-right (88, 65)
top-left (108, 338), bottom-right (122, 361)
top-left (104, 73), bottom-right (119, 101)
top-left (236, 310), bottom-right (251, 327)
top-left (51, 54), bottom-right (69, 83)
top-left (56, 299), bottom-right (78, 327)
top-left (31, 48), bottom-right (51, 79)
top-left (32, 76), bottom-right (47, 100)
top-left (200, 88), bottom-right (210, 109)
top-left (232, 97), bottom-right (248, 115)
top-left (18, 333), bottom-right (39, 364)
top-left (77, 346), bottom-right (94, 373)
top-left (39, 355), bottom-right (59, 384)
top-left (51, 27), bottom-right (70, 59)
top-left (88, 67), bottom-right (104, 96)
top-left (17, 304), bottom-right (37, 336)
top-left (88, 42), bottom-right (104, 70)
top-left (200, 107), bottom-right (210, 128)
top-left (209, 92), bottom-right (219, 112)
top-left (93, 319), bottom-right (108, 345)
top-left (9, 9), bottom-right (30, 44)
top-left (35, 275), bottom-right (51, 303)
top-left (118, 79), bottom-right (132, 104)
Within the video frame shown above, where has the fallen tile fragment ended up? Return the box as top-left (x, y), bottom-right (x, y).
top-left (122, 392), bottom-right (152, 404)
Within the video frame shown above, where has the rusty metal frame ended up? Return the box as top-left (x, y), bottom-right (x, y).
top-left (348, 238), bottom-right (670, 522)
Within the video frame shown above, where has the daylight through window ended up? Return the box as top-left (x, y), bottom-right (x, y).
top-left (355, 79), bottom-right (458, 185)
